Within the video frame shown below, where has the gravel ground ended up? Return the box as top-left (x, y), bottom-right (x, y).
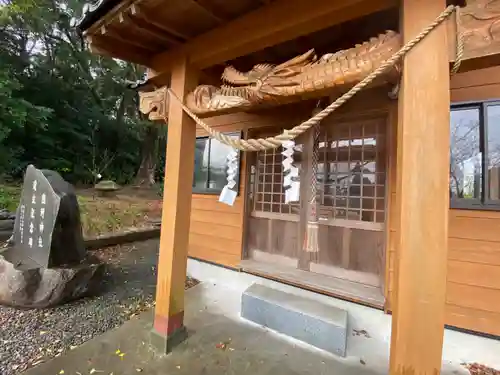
top-left (0, 239), bottom-right (198, 375)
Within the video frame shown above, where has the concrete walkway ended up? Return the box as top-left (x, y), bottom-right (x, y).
top-left (24, 258), bottom-right (500, 375)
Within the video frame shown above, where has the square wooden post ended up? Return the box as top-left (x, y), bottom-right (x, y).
top-left (389, 0), bottom-right (451, 374)
top-left (151, 57), bottom-right (198, 353)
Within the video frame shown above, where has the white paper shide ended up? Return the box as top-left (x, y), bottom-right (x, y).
top-left (282, 141), bottom-right (300, 203)
top-left (219, 149), bottom-right (239, 206)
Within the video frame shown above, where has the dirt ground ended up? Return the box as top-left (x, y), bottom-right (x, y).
top-left (0, 239), bottom-right (197, 375)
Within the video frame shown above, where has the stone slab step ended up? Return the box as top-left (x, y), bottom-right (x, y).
top-left (241, 283), bottom-right (348, 357)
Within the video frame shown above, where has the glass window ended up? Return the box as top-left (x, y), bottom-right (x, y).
top-left (193, 138), bottom-right (209, 191)
top-left (449, 107), bottom-right (481, 200)
top-left (192, 133), bottom-right (240, 194)
top-left (450, 101), bottom-right (500, 208)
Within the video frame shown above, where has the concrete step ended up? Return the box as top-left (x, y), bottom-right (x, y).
top-left (241, 283), bottom-right (348, 357)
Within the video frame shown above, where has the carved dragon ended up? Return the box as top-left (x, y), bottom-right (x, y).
top-left (186, 30), bottom-right (402, 114)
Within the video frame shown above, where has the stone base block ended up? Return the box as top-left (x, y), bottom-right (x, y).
top-left (241, 283), bottom-right (348, 357)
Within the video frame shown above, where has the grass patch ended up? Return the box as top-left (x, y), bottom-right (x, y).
top-left (78, 196), bottom-right (162, 237)
top-left (0, 184), bottom-right (21, 212)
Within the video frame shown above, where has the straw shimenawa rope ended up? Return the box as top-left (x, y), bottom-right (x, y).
top-left (451, 6), bottom-right (464, 75)
top-left (167, 5), bottom-right (462, 152)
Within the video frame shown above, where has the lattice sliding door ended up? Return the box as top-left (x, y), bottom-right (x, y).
top-left (246, 128), bottom-right (303, 265)
top-left (310, 117), bottom-right (388, 287)
top-left (245, 118), bottom-right (388, 287)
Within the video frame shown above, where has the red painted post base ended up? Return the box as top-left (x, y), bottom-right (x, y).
top-left (150, 311), bottom-right (187, 354)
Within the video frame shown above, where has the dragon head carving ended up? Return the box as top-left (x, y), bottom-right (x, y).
top-left (220, 49), bottom-right (318, 100)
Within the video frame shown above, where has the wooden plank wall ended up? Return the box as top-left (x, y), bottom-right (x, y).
top-left (386, 66), bottom-right (500, 336)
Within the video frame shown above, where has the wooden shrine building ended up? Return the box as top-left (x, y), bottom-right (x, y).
top-left (73, 0), bottom-right (500, 374)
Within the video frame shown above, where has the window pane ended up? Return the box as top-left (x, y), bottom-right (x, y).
top-left (319, 120), bottom-right (386, 223)
top-left (207, 135), bottom-right (238, 191)
top-left (193, 138), bottom-right (209, 190)
top-left (488, 104), bottom-right (500, 200)
top-left (450, 108), bottom-right (481, 199)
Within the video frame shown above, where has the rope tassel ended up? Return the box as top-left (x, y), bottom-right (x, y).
top-left (304, 221), bottom-right (319, 253)
top-left (304, 122), bottom-right (321, 254)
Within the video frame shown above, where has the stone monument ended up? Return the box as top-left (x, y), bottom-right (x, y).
top-left (0, 165), bottom-right (104, 308)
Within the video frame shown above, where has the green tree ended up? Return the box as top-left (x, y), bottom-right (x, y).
top-left (0, 0), bottom-right (165, 185)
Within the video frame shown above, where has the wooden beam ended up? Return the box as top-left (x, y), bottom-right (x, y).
top-left (98, 28), bottom-right (158, 52)
top-left (134, 4), bottom-right (190, 41)
top-left (188, 0), bottom-right (225, 23)
top-left (389, 0), bottom-right (450, 374)
top-left (118, 12), bottom-right (179, 46)
top-left (87, 36), bottom-right (151, 65)
top-left (151, 56), bottom-right (198, 352)
top-left (448, 0), bottom-right (500, 72)
top-left (148, 0), bottom-right (397, 84)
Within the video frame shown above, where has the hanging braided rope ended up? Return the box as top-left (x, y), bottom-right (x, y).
top-left (304, 121), bottom-right (321, 255)
top-left (167, 5), bottom-right (462, 152)
top-left (451, 6), bottom-right (464, 75)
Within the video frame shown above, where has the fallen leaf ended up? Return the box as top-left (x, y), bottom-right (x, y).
top-left (59, 370), bottom-right (65, 374)
top-left (136, 369), bottom-right (143, 372)
top-left (360, 359), bottom-right (366, 365)
top-left (115, 349), bottom-right (121, 355)
top-left (353, 329), bottom-right (371, 338)
top-left (176, 366), bottom-right (181, 370)
top-left (40, 331), bottom-right (47, 335)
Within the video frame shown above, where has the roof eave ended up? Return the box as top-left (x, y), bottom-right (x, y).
top-left (70, 0), bottom-right (123, 33)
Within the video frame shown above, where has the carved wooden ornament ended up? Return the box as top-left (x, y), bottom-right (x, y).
top-left (184, 31), bottom-right (402, 115)
top-left (135, 0), bottom-right (500, 120)
top-left (139, 87), bottom-right (168, 121)
top-left (459, 0), bottom-right (500, 60)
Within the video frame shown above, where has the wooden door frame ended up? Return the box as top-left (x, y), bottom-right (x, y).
top-left (241, 129), bottom-right (254, 261)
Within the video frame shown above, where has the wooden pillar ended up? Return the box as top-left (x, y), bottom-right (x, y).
top-left (151, 57), bottom-right (198, 353)
top-left (389, 1), bottom-right (450, 374)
